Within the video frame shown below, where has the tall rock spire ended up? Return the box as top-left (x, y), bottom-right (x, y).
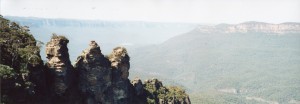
top-left (108, 47), bottom-right (131, 103)
top-left (74, 41), bottom-right (112, 104)
top-left (45, 34), bottom-right (77, 103)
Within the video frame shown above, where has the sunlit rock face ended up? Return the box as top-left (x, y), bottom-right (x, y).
top-left (74, 41), bottom-right (112, 104)
top-left (108, 47), bottom-right (132, 103)
top-left (45, 34), bottom-right (77, 103)
top-left (109, 47), bottom-right (130, 79)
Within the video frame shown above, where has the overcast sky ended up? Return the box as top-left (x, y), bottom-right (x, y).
top-left (1, 0), bottom-right (300, 23)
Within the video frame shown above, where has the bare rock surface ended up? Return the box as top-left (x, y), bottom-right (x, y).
top-left (74, 41), bottom-right (112, 104)
top-left (45, 34), bottom-right (77, 103)
top-left (108, 47), bottom-right (132, 104)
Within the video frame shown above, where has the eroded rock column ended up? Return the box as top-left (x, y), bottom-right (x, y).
top-left (108, 47), bottom-right (131, 104)
top-left (74, 41), bottom-right (112, 104)
top-left (45, 35), bottom-right (77, 103)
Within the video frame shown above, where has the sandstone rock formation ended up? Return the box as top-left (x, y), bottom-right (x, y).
top-left (72, 42), bottom-right (192, 104)
top-left (108, 47), bottom-right (130, 79)
top-left (130, 78), bottom-right (148, 104)
top-left (1, 19), bottom-right (191, 103)
top-left (131, 78), bottom-right (144, 96)
top-left (108, 47), bottom-right (132, 104)
top-left (44, 39), bottom-right (191, 104)
top-left (74, 41), bottom-right (112, 104)
top-left (45, 34), bottom-right (77, 103)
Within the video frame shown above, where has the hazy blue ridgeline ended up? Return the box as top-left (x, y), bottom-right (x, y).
top-left (5, 16), bottom-right (197, 61)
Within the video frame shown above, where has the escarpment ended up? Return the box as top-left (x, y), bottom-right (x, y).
top-left (1, 16), bottom-right (190, 104)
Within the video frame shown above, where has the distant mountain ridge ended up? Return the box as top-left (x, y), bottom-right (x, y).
top-left (4, 16), bottom-right (197, 28)
top-left (4, 16), bottom-right (197, 61)
top-left (130, 22), bottom-right (300, 103)
top-left (196, 21), bottom-right (300, 34)
top-left (6, 16), bottom-right (299, 33)
top-left (3, 16), bottom-right (299, 103)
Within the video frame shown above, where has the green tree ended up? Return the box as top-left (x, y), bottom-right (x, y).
top-left (0, 15), bottom-right (45, 103)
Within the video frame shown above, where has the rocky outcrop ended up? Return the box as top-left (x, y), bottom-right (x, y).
top-left (44, 39), bottom-right (191, 104)
top-left (74, 41), bottom-right (112, 104)
top-left (45, 34), bottom-right (77, 103)
top-left (108, 47), bottom-right (132, 103)
top-left (108, 47), bottom-right (130, 79)
top-left (1, 16), bottom-right (190, 104)
top-left (72, 43), bottom-right (192, 104)
top-left (130, 78), bottom-right (147, 104)
top-left (143, 78), bottom-right (191, 104)
top-left (1, 16), bottom-right (191, 103)
top-left (131, 78), bottom-right (144, 96)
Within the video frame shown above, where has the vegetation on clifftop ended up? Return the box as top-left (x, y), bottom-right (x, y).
top-left (143, 79), bottom-right (190, 104)
top-left (0, 15), bottom-right (45, 103)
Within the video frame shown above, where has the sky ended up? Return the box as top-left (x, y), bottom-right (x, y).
top-left (1, 0), bottom-right (300, 23)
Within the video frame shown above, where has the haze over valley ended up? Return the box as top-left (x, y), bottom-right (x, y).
top-left (5, 16), bottom-right (300, 103)
top-left (1, 0), bottom-right (300, 103)
top-left (5, 16), bottom-right (197, 61)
